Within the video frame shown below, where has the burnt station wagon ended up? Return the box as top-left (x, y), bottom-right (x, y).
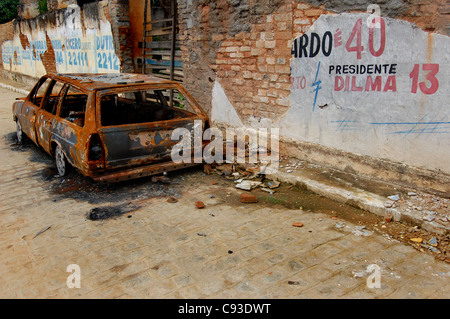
top-left (12, 73), bottom-right (209, 182)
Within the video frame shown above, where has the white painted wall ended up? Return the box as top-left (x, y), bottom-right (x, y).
top-left (2, 4), bottom-right (120, 77)
top-left (284, 13), bottom-right (449, 173)
top-left (212, 13), bottom-right (449, 175)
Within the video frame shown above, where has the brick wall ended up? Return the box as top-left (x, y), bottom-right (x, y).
top-left (178, 0), bottom-right (448, 119)
top-left (177, 0), bottom-right (449, 194)
top-left (107, 0), bottom-right (134, 72)
top-left (178, 0), bottom-right (330, 120)
top-left (0, 21), bottom-right (15, 72)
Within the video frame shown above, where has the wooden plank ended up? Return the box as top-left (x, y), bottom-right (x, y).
top-left (145, 29), bottom-right (172, 37)
top-left (145, 50), bottom-right (181, 57)
top-left (144, 64), bottom-right (183, 72)
top-left (144, 33), bottom-right (180, 41)
top-left (145, 18), bottom-right (173, 24)
top-left (151, 73), bottom-right (183, 81)
top-left (159, 69), bottom-right (184, 77)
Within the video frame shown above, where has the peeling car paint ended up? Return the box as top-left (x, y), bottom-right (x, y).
top-left (12, 73), bottom-right (210, 182)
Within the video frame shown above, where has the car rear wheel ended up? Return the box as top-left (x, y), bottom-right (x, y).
top-left (55, 145), bottom-right (69, 177)
top-left (16, 120), bottom-right (23, 144)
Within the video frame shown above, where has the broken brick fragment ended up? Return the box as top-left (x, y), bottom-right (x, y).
top-left (195, 201), bottom-right (205, 209)
top-left (241, 193), bottom-right (258, 203)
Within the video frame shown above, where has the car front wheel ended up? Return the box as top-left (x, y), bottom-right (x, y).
top-left (55, 144), bottom-right (69, 177)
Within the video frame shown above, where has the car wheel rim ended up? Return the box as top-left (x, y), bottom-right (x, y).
top-left (16, 122), bottom-right (22, 144)
top-left (56, 146), bottom-right (66, 176)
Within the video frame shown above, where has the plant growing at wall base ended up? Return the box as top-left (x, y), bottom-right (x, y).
top-left (0, 0), bottom-right (19, 24)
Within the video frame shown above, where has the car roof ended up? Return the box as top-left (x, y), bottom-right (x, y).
top-left (47, 73), bottom-right (179, 92)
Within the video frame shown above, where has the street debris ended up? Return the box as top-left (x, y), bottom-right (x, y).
top-left (32, 225), bottom-right (52, 239)
top-left (410, 238), bottom-right (423, 243)
top-left (241, 193), bottom-right (258, 203)
top-left (428, 237), bottom-right (438, 246)
top-left (292, 222), bottom-right (304, 228)
top-left (352, 270), bottom-right (366, 278)
top-left (206, 163), bottom-right (281, 195)
top-left (261, 188), bottom-right (275, 195)
top-left (197, 233), bottom-right (207, 237)
top-left (335, 221), bottom-right (346, 229)
top-left (195, 201), bottom-right (205, 209)
top-left (420, 244), bottom-right (440, 253)
top-left (203, 164), bottom-right (213, 175)
top-left (287, 280), bottom-right (300, 285)
top-left (384, 213), bottom-right (393, 223)
top-left (215, 163), bottom-right (233, 176)
top-left (151, 175), bottom-right (170, 184)
top-left (422, 211), bottom-right (436, 222)
top-left (352, 225), bottom-right (373, 237)
top-left (384, 200), bottom-right (395, 208)
top-left (167, 196), bottom-right (178, 203)
top-left (264, 180), bottom-right (280, 189)
top-left (235, 180), bottom-right (262, 191)
top-left (388, 195), bottom-right (400, 201)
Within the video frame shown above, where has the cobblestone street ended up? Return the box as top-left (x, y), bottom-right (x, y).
top-left (0, 86), bottom-right (449, 299)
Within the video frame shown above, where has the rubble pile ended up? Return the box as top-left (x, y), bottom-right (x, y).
top-left (203, 162), bottom-right (281, 195)
top-left (384, 191), bottom-right (449, 228)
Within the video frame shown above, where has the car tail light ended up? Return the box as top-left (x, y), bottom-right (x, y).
top-left (88, 134), bottom-right (103, 161)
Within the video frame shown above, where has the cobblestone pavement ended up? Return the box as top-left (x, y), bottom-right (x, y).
top-left (0, 87), bottom-right (449, 299)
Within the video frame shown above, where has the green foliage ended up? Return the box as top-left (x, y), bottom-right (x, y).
top-left (0, 0), bottom-right (19, 24)
top-left (39, 0), bottom-right (47, 15)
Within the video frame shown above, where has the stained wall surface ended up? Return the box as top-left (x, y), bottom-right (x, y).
top-left (178, 0), bottom-right (449, 189)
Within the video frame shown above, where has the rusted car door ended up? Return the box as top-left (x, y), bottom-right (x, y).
top-left (51, 85), bottom-right (89, 166)
top-left (96, 87), bottom-right (205, 169)
top-left (21, 77), bottom-right (52, 144)
top-left (35, 80), bottom-right (65, 153)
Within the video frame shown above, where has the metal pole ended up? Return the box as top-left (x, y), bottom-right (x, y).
top-left (170, 0), bottom-right (176, 81)
top-left (170, 0), bottom-right (176, 107)
top-left (141, 0), bottom-right (149, 74)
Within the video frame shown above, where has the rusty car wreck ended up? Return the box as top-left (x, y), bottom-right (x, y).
top-left (12, 73), bottom-right (209, 182)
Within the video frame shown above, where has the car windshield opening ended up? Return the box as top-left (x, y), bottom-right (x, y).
top-left (100, 88), bottom-right (196, 126)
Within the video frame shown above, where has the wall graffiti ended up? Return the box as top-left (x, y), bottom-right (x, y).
top-left (290, 15), bottom-right (442, 106)
top-left (1, 6), bottom-right (120, 78)
top-left (282, 12), bottom-right (449, 173)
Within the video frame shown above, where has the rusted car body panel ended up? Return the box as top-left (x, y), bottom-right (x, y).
top-left (12, 73), bottom-right (209, 182)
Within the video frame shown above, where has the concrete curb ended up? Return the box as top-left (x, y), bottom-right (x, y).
top-left (269, 171), bottom-right (450, 235)
top-left (0, 82), bottom-right (29, 96)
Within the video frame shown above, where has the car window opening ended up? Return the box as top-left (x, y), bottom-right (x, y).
top-left (42, 81), bottom-right (65, 115)
top-left (31, 77), bottom-right (52, 106)
top-left (100, 89), bottom-right (195, 126)
top-left (60, 86), bottom-right (87, 127)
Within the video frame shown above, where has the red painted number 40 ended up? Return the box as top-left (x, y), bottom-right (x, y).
top-left (409, 64), bottom-right (439, 95)
top-left (345, 18), bottom-right (386, 59)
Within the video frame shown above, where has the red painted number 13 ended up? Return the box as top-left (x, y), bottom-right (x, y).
top-left (409, 64), bottom-right (439, 95)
